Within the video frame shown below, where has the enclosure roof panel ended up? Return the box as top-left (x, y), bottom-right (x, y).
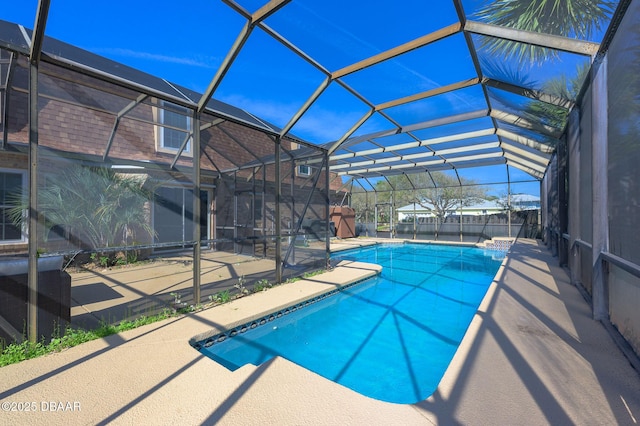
top-left (2, 0), bottom-right (628, 187)
top-left (0, 18), bottom-right (286, 136)
top-left (0, 19), bottom-right (30, 52)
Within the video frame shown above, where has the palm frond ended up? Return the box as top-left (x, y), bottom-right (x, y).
top-left (473, 0), bottom-right (616, 64)
top-left (7, 165), bottom-right (156, 250)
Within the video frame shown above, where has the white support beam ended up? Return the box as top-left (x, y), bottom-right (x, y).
top-left (331, 153), bottom-right (434, 170)
top-left (400, 109), bottom-right (489, 133)
top-left (491, 109), bottom-right (562, 139)
top-left (437, 141), bottom-right (499, 156)
top-left (443, 151), bottom-right (503, 164)
top-left (503, 152), bottom-right (547, 173)
top-left (500, 139), bottom-right (551, 164)
top-left (325, 109), bottom-right (489, 153)
top-left (496, 129), bottom-right (555, 154)
top-left (331, 128), bottom-right (495, 161)
top-left (339, 158), bottom-right (444, 175)
top-left (330, 141), bottom-right (500, 171)
top-left (450, 157), bottom-right (506, 170)
top-left (338, 151), bottom-right (502, 176)
top-left (504, 158), bottom-right (545, 179)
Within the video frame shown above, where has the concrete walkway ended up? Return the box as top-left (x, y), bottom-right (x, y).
top-left (1, 239), bottom-right (639, 425)
top-left (69, 238), bottom-right (382, 330)
top-left (68, 251), bottom-right (280, 330)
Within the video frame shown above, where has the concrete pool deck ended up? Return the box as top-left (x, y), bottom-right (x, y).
top-left (1, 238), bottom-right (639, 425)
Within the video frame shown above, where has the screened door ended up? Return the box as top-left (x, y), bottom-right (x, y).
top-left (153, 186), bottom-right (209, 251)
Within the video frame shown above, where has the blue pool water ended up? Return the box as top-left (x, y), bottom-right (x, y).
top-left (198, 243), bottom-right (504, 403)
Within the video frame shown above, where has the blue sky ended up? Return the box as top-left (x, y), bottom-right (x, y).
top-left (3, 0), bottom-right (598, 196)
top-left (1, 0), bottom-right (504, 141)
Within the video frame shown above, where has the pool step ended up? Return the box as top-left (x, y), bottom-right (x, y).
top-left (481, 237), bottom-right (515, 252)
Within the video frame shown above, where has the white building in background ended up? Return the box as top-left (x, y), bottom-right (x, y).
top-left (396, 194), bottom-right (540, 221)
top-left (508, 193), bottom-right (541, 210)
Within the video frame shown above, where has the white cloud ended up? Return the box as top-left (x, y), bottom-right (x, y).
top-left (92, 47), bottom-right (218, 69)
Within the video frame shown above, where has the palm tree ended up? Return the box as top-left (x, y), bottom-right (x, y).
top-left (8, 165), bottom-right (156, 262)
top-left (473, 0), bottom-right (616, 64)
top-left (519, 62), bottom-right (590, 131)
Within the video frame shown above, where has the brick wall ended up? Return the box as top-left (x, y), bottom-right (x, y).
top-left (4, 59), bottom-right (332, 179)
top-left (0, 51), bottom-right (345, 254)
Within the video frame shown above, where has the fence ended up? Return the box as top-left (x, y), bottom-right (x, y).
top-left (355, 210), bottom-right (539, 242)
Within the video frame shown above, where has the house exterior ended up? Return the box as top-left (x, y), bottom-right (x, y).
top-left (508, 193), bottom-right (541, 211)
top-left (0, 20), bottom-right (342, 257)
top-left (396, 194), bottom-right (540, 222)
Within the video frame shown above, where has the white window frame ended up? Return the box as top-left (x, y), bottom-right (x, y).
top-left (297, 164), bottom-right (313, 177)
top-left (0, 168), bottom-right (27, 243)
top-left (156, 100), bottom-right (192, 156)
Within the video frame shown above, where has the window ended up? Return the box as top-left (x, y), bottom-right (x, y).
top-left (254, 196), bottom-right (263, 221)
top-left (0, 170), bottom-right (25, 242)
top-left (153, 186), bottom-right (210, 251)
top-left (1, 50), bottom-right (11, 134)
top-left (297, 164), bottom-right (312, 176)
top-left (158, 101), bottom-right (191, 154)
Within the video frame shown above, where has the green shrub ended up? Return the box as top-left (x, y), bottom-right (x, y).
top-left (0, 310), bottom-right (174, 368)
top-left (218, 290), bottom-right (231, 304)
top-left (253, 278), bottom-right (272, 292)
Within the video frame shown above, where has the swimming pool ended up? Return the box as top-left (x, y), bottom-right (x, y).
top-left (197, 243), bottom-right (504, 404)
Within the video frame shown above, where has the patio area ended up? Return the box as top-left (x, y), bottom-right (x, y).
top-left (1, 239), bottom-right (638, 425)
top-left (68, 238), bottom-right (380, 330)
